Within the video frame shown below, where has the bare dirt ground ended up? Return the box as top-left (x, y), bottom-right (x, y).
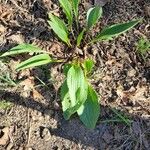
top-left (0, 0), bottom-right (150, 149)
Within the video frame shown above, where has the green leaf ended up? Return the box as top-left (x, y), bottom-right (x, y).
top-left (62, 65), bottom-right (88, 120)
top-left (77, 29), bottom-right (85, 47)
top-left (77, 85), bottom-right (100, 129)
top-left (16, 54), bottom-right (52, 71)
top-left (48, 13), bottom-right (68, 33)
top-left (63, 63), bottom-right (72, 76)
top-left (87, 6), bottom-right (102, 30)
top-left (59, 0), bottom-right (73, 26)
top-left (63, 87), bottom-right (82, 120)
top-left (72, 0), bottom-right (80, 18)
top-left (67, 65), bottom-right (87, 106)
top-left (61, 81), bottom-right (87, 120)
top-left (82, 59), bottom-right (94, 74)
top-left (48, 20), bottom-right (71, 46)
top-left (61, 80), bottom-right (80, 120)
top-left (61, 80), bottom-right (71, 112)
top-left (0, 44), bottom-right (43, 57)
top-left (62, 65), bottom-right (88, 119)
top-left (92, 20), bottom-right (140, 42)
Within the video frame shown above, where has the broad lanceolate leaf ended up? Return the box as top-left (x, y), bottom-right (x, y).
top-left (48, 20), bottom-right (71, 46)
top-left (0, 44), bottom-right (43, 57)
top-left (59, 0), bottom-right (73, 26)
top-left (77, 29), bottom-right (85, 47)
top-left (48, 13), bottom-right (68, 33)
top-left (92, 20), bottom-right (140, 42)
top-left (82, 59), bottom-right (94, 74)
top-left (87, 6), bottom-right (102, 30)
top-left (63, 64), bottom-right (72, 76)
top-left (16, 54), bottom-right (53, 71)
top-left (62, 65), bottom-right (88, 119)
top-left (61, 80), bottom-right (71, 112)
top-left (62, 64), bottom-right (88, 119)
top-left (67, 65), bottom-right (87, 106)
top-left (77, 85), bottom-right (100, 129)
top-left (72, 0), bottom-right (80, 18)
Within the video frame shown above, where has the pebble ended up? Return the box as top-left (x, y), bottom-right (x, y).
top-left (41, 127), bottom-right (51, 141)
top-left (127, 68), bottom-right (136, 77)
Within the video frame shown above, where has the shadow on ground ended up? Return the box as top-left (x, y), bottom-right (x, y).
top-left (0, 89), bottom-right (149, 149)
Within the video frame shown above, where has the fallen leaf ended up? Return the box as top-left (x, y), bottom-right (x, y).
top-left (20, 77), bottom-right (35, 91)
top-left (20, 76), bottom-right (44, 99)
top-left (145, 6), bottom-right (150, 17)
top-left (0, 25), bottom-right (6, 35)
top-left (0, 127), bottom-right (9, 145)
top-left (32, 89), bottom-right (44, 100)
top-left (7, 34), bottom-right (24, 44)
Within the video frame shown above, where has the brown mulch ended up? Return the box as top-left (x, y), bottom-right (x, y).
top-left (0, 0), bottom-right (150, 149)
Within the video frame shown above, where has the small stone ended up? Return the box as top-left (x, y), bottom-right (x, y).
top-left (41, 128), bottom-right (51, 141)
top-left (127, 68), bottom-right (136, 77)
top-left (53, 101), bottom-right (60, 110)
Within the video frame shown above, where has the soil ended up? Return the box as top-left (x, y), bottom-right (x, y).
top-left (0, 0), bottom-right (150, 150)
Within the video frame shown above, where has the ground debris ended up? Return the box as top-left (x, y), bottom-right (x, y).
top-left (0, 0), bottom-right (150, 149)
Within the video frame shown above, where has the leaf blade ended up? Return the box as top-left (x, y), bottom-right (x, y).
top-left (92, 20), bottom-right (140, 42)
top-left (77, 29), bottom-right (85, 47)
top-left (59, 0), bottom-right (73, 25)
top-left (72, 0), bottom-right (80, 18)
top-left (16, 54), bottom-right (52, 71)
top-left (48, 20), bottom-right (70, 46)
top-left (0, 44), bottom-right (43, 57)
top-left (77, 85), bottom-right (100, 129)
top-left (63, 65), bottom-right (88, 119)
top-left (67, 65), bottom-right (87, 106)
top-left (82, 59), bottom-right (94, 74)
top-left (87, 6), bottom-right (102, 30)
top-left (48, 13), bottom-right (68, 33)
top-left (61, 80), bottom-right (71, 112)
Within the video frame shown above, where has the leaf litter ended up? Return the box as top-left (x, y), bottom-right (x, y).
top-left (0, 0), bottom-right (150, 149)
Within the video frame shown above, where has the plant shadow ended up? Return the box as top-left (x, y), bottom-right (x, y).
top-left (0, 0), bottom-right (150, 149)
top-left (0, 88), bottom-right (149, 149)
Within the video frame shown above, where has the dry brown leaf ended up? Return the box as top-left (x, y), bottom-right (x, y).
top-left (0, 24), bottom-right (6, 35)
top-left (32, 89), bottom-right (44, 100)
top-left (7, 34), bottom-right (24, 44)
top-left (0, 127), bottom-right (9, 145)
top-left (145, 6), bottom-right (150, 17)
top-left (0, 4), bottom-right (14, 25)
top-left (20, 76), bottom-right (44, 99)
top-left (20, 77), bottom-right (35, 91)
top-left (117, 84), bottom-right (150, 109)
top-left (127, 68), bottom-right (136, 77)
